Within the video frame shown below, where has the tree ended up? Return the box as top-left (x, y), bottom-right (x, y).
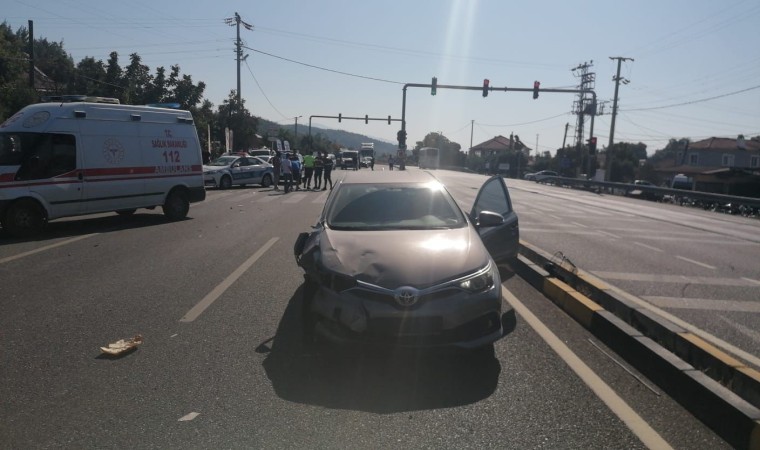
top-left (103, 51), bottom-right (124, 99)
top-left (123, 53), bottom-right (152, 105)
top-left (216, 90), bottom-right (259, 151)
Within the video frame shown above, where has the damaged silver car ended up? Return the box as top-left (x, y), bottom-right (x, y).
top-left (294, 170), bottom-right (519, 350)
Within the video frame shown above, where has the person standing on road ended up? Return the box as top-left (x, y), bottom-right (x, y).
top-left (322, 152), bottom-right (334, 191)
top-left (302, 151), bottom-right (315, 189)
top-left (271, 151), bottom-right (281, 191)
top-left (281, 152), bottom-right (293, 193)
top-left (389, 155), bottom-right (394, 171)
top-left (313, 153), bottom-right (324, 190)
top-left (369, 156), bottom-right (374, 171)
top-left (291, 154), bottom-right (302, 191)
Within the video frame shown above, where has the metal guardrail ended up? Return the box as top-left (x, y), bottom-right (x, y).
top-left (535, 176), bottom-right (760, 209)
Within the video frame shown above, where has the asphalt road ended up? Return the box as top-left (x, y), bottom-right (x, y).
top-left (0, 168), bottom-right (734, 449)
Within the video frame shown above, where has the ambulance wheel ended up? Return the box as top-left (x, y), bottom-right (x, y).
top-left (116, 209), bottom-right (137, 216)
top-left (3, 199), bottom-right (46, 237)
top-left (163, 189), bottom-right (189, 221)
top-left (219, 175), bottom-right (232, 189)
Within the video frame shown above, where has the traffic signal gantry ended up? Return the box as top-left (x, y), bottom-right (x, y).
top-left (399, 78), bottom-right (598, 157)
top-left (307, 114), bottom-right (402, 152)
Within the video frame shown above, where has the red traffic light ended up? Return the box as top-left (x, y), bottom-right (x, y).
top-left (533, 81), bottom-right (540, 99)
top-left (482, 79), bottom-right (490, 97)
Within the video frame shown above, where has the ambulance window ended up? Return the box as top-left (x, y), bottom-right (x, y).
top-left (14, 133), bottom-right (76, 180)
top-left (49, 134), bottom-right (77, 176)
top-left (0, 134), bottom-right (24, 166)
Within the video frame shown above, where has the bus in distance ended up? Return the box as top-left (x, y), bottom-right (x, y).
top-left (418, 147), bottom-right (440, 169)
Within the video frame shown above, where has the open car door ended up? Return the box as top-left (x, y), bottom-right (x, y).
top-left (470, 175), bottom-right (520, 268)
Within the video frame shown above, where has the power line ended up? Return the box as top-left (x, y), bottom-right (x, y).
top-left (479, 112), bottom-right (569, 128)
top-left (623, 84), bottom-right (760, 111)
top-left (244, 60), bottom-right (287, 120)
top-left (244, 46), bottom-right (405, 85)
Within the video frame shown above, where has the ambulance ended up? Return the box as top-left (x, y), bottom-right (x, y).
top-left (0, 98), bottom-right (206, 237)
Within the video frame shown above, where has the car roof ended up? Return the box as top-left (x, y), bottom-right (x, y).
top-left (338, 170), bottom-right (439, 185)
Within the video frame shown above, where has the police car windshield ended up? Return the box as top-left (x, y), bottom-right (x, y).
top-left (208, 156), bottom-right (239, 166)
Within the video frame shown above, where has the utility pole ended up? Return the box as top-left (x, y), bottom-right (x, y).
top-left (562, 122), bottom-right (569, 149)
top-left (225, 12), bottom-right (253, 111)
top-left (28, 20), bottom-right (35, 88)
top-left (470, 120), bottom-right (474, 152)
top-left (571, 61), bottom-right (596, 177)
top-left (607, 56), bottom-right (634, 181)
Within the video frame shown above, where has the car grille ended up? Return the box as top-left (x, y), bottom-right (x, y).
top-left (351, 287), bottom-right (460, 309)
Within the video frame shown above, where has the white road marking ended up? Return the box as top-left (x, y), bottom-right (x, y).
top-left (587, 276), bottom-right (760, 369)
top-left (312, 191), bottom-right (330, 203)
top-left (592, 272), bottom-right (757, 287)
top-left (501, 286), bottom-right (673, 450)
top-left (178, 412), bottom-right (200, 422)
top-left (0, 234), bottom-right (98, 265)
top-left (180, 237), bottom-right (279, 322)
top-left (643, 296), bottom-right (760, 313)
top-left (741, 277), bottom-right (760, 286)
top-left (547, 214), bottom-right (564, 221)
top-left (675, 255), bottom-right (716, 270)
top-left (598, 231), bottom-right (621, 239)
top-left (254, 195), bottom-right (278, 203)
top-left (570, 221), bottom-right (589, 228)
top-left (633, 242), bottom-right (663, 252)
top-left (717, 315), bottom-right (760, 344)
top-left (283, 193), bottom-right (308, 203)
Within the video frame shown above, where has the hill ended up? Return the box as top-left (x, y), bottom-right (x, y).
top-left (260, 118), bottom-right (397, 156)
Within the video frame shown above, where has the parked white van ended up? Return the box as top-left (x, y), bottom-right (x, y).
top-left (0, 99), bottom-right (206, 236)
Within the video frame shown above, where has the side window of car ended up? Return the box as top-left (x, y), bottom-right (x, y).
top-left (473, 177), bottom-right (512, 217)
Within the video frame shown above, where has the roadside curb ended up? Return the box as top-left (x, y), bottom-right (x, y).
top-left (514, 241), bottom-right (760, 450)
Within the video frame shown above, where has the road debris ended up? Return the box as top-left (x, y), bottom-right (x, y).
top-left (100, 334), bottom-right (143, 355)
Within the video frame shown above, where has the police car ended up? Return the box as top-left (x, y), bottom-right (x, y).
top-left (203, 154), bottom-right (274, 189)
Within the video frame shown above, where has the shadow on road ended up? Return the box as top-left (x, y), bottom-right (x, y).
top-left (261, 284), bottom-right (505, 414)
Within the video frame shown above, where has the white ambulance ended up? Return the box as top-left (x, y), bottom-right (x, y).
top-left (0, 98), bottom-right (206, 236)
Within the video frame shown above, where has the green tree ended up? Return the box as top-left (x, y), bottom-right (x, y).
top-left (123, 53), bottom-right (152, 105)
top-left (103, 51), bottom-right (124, 99)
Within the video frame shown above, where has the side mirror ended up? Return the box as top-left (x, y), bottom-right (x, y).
top-left (476, 210), bottom-right (504, 228)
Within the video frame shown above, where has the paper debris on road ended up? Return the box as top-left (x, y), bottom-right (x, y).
top-left (100, 334), bottom-right (143, 355)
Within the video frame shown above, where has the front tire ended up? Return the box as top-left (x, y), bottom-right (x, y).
top-left (219, 175), bottom-right (232, 189)
top-left (162, 189), bottom-right (190, 221)
top-left (3, 199), bottom-right (46, 237)
top-left (261, 173), bottom-right (273, 188)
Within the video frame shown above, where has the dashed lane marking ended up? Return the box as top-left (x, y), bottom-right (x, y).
top-left (0, 234), bottom-right (99, 265)
top-left (633, 242), bottom-right (664, 252)
top-left (180, 237), bottom-right (279, 322)
top-left (643, 296), bottom-right (760, 313)
top-left (675, 255), bottom-right (716, 270)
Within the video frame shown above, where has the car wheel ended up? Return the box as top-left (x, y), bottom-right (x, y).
top-left (219, 175), bottom-right (233, 189)
top-left (261, 173), bottom-right (273, 188)
top-left (3, 199), bottom-right (46, 237)
top-left (162, 189), bottom-right (190, 221)
top-left (116, 209), bottom-right (137, 216)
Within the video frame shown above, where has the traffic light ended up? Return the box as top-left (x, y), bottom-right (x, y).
top-left (365, 114), bottom-right (369, 124)
top-left (397, 129), bottom-right (407, 147)
top-left (431, 77), bottom-right (437, 96)
top-left (338, 113), bottom-right (341, 122)
top-left (387, 115), bottom-right (391, 125)
top-left (533, 81), bottom-right (540, 99)
top-left (482, 79), bottom-right (490, 97)
top-left (588, 137), bottom-right (597, 154)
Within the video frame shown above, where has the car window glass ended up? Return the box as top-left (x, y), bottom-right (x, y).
top-left (473, 177), bottom-right (511, 217)
top-left (327, 184), bottom-right (464, 230)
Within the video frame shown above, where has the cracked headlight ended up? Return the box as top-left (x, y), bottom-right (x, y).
top-left (459, 264), bottom-right (495, 292)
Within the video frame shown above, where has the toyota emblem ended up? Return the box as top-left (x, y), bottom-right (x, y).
top-left (394, 286), bottom-right (419, 307)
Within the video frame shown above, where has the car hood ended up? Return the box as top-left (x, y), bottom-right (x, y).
top-left (315, 226), bottom-right (491, 289)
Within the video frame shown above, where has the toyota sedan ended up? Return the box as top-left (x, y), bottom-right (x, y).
top-left (294, 170), bottom-right (519, 351)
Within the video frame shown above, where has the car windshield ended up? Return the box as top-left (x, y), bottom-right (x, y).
top-left (326, 182), bottom-right (466, 230)
top-left (208, 156), bottom-right (238, 166)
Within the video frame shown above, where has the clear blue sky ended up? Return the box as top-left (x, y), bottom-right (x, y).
top-left (5, 0), bottom-right (760, 155)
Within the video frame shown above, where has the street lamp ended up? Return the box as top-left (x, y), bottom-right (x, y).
top-left (294, 116), bottom-right (302, 140)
